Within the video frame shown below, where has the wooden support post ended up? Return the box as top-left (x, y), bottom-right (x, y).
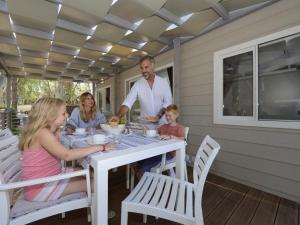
top-left (6, 76), bottom-right (11, 108)
top-left (173, 38), bottom-right (181, 108)
top-left (12, 76), bottom-right (18, 110)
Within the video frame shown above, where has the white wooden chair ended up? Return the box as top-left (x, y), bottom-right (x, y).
top-left (150, 127), bottom-right (189, 178)
top-left (0, 132), bottom-right (93, 225)
top-left (127, 127), bottom-right (189, 191)
top-left (0, 128), bottom-right (13, 139)
top-left (121, 135), bottom-right (220, 225)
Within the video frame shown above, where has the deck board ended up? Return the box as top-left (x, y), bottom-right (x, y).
top-left (29, 167), bottom-right (300, 225)
top-left (274, 198), bottom-right (299, 225)
top-left (226, 188), bottom-right (264, 225)
top-left (204, 179), bottom-right (249, 225)
top-left (202, 182), bottom-right (231, 218)
top-left (250, 193), bottom-right (280, 225)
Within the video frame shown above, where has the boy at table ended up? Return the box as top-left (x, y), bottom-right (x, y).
top-left (137, 104), bottom-right (185, 177)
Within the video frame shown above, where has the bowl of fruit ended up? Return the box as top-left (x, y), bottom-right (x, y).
top-left (100, 119), bottom-right (126, 135)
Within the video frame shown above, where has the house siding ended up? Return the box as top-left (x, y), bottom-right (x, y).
top-left (113, 0), bottom-right (300, 203)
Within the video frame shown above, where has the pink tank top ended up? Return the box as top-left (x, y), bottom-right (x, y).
top-left (21, 147), bottom-right (62, 200)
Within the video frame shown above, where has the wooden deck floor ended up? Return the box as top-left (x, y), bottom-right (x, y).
top-left (30, 166), bottom-right (300, 225)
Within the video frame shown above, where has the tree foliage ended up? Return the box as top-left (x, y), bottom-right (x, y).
top-left (16, 78), bottom-right (92, 106)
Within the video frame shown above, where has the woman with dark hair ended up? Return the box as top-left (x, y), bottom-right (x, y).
top-left (65, 92), bottom-right (106, 134)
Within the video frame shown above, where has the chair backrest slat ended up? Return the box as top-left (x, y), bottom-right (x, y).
top-left (4, 159), bottom-right (21, 183)
top-left (194, 163), bottom-right (202, 182)
top-left (0, 128), bottom-right (13, 139)
top-left (193, 135), bottom-right (220, 225)
top-left (0, 151), bottom-right (20, 176)
top-left (0, 130), bottom-right (21, 225)
top-left (197, 150), bottom-right (209, 165)
top-left (0, 143), bottom-right (19, 161)
top-left (203, 144), bottom-right (213, 156)
top-left (0, 135), bottom-right (18, 151)
top-left (7, 170), bottom-right (22, 184)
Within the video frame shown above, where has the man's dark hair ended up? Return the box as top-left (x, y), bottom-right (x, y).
top-left (139, 55), bottom-right (155, 64)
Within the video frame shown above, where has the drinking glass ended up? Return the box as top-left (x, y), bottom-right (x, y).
top-left (88, 127), bottom-right (95, 135)
top-left (111, 134), bottom-right (121, 144)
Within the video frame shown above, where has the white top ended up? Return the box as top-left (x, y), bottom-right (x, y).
top-left (122, 75), bottom-right (172, 122)
top-left (67, 107), bottom-right (106, 129)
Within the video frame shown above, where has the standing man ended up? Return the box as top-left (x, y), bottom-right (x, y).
top-left (110, 55), bottom-right (172, 124)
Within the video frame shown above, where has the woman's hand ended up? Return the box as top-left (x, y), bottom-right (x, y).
top-left (65, 124), bottom-right (76, 134)
top-left (66, 127), bottom-right (75, 134)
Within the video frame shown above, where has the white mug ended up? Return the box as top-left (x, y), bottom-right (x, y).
top-left (76, 128), bottom-right (85, 134)
top-left (92, 134), bottom-right (106, 144)
top-left (146, 129), bottom-right (157, 137)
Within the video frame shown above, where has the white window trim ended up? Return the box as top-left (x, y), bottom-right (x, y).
top-left (214, 25), bottom-right (300, 129)
top-left (97, 84), bottom-right (112, 113)
top-left (124, 74), bottom-right (142, 97)
top-left (125, 75), bottom-right (141, 122)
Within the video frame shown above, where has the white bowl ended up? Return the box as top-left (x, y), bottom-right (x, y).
top-left (100, 124), bottom-right (125, 135)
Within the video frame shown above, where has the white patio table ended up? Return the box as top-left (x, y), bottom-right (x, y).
top-left (61, 131), bottom-right (186, 225)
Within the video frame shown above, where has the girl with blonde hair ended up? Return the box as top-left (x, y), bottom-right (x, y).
top-left (66, 92), bottom-right (106, 134)
top-left (20, 97), bottom-right (114, 202)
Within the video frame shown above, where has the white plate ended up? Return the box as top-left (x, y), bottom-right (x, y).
top-left (87, 139), bottom-right (109, 145)
top-left (73, 132), bottom-right (87, 136)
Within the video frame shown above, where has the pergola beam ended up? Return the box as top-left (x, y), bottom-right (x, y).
top-left (21, 49), bottom-right (49, 59)
top-left (156, 8), bottom-right (182, 26)
top-left (104, 14), bottom-right (136, 31)
top-left (50, 45), bottom-right (78, 56)
top-left (83, 43), bottom-right (107, 53)
top-left (104, 13), bottom-right (171, 46)
top-left (183, 0), bottom-right (279, 44)
top-left (119, 39), bottom-right (142, 50)
top-left (13, 24), bottom-right (53, 40)
top-left (205, 0), bottom-right (229, 20)
top-left (0, 36), bottom-right (16, 45)
top-left (56, 19), bottom-right (93, 36)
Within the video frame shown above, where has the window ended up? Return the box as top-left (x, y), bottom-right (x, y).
top-left (97, 85), bottom-right (112, 117)
top-left (125, 76), bottom-right (140, 122)
top-left (214, 26), bottom-right (300, 129)
top-left (258, 35), bottom-right (300, 121)
top-left (125, 64), bottom-right (174, 122)
top-left (223, 50), bottom-right (253, 117)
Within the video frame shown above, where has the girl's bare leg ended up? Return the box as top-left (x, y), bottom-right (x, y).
top-left (60, 167), bottom-right (94, 197)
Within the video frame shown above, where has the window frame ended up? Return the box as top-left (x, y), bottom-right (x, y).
top-left (214, 25), bottom-right (300, 129)
top-left (96, 84), bottom-right (112, 115)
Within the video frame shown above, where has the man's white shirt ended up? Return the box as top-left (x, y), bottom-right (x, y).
top-left (122, 75), bottom-right (172, 122)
